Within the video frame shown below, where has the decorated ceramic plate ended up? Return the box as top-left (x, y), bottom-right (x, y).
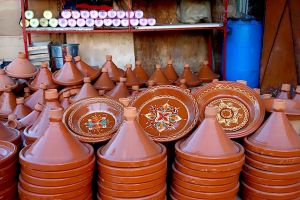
top-left (63, 97), bottom-right (124, 143)
top-left (192, 81), bottom-right (265, 138)
top-left (130, 85), bottom-right (199, 142)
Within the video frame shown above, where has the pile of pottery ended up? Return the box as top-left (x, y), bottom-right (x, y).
top-left (242, 99), bottom-right (300, 199)
top-left (19, 109), bottom-right (94, 200)
top-left (171, 106), bottom-right (244, 200)
top-left (0, 141), bottom-right (18, 200)
top-left (0, 121), bottom-right (21, 149)
top-left (97, 107), bottom-right (167, 199)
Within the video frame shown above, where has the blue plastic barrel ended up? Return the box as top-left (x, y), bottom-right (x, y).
top-left (225, 19), bottom-right (263, 88)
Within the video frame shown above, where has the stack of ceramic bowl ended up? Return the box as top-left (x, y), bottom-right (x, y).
top-left (97, 107), bottom-right (167, 200)
top-left (18, 109), bottom-right (95, 200)
top-left (242, 99), bottom-right (300, 199)
top-left (171, 106), bottom-right (244, 200)
top-left (0, 121), bottom-right (21, 150)
top-left (0, 141), bottom-right (18, 200)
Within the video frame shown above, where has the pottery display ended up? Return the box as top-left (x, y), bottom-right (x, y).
top-left (74, 56), bottom-right (100, 80)
top-left (63, 97), bottom-right (124, 143)
top-left (0, 69), bottom-right (17, 92)
top-left (12, 97), bottom-right (32, 119)
top-left (97, 107), bottom-right (167, 199)
top-left (29, 62), bottom-right (58, 91)
top-left (130, 85), bottom-right (199, 142)
top-left (276, 83), bottom-right (291, 100)
top-left (293, 85), bottom-right (300, 102)
top-left (17, 103), bottom-right (43, 130)
top-left (70, 77), bottom-right (99, 103)
top-left (58, 85), bottom-right (81, 102)
top-left (94, 68), bottom-right (115, 91)
top-left (177, 64), bottom-right (201, 87)
top-left (105, 77), bottom-right (130, 100)
top-left (0, 87), bottom-right (16, 119)
top-left (25, 83), bottom-right (47, 110)
top-left (0, 121), bottom-right (21, 148)
top-left (179, 79), bottom-right (188, 89)
top-left (125, 64), bottom-right (142, 87)
top-left (18, 108), bottom-right (94, 200)
top-left (163, 59), bottom-right (178, 83)
top-left (4, 52), bottom-right (38, 79)
top-left (24, 87), bottom-right (31, 98)
top-left (60, 91), bottom-right (71, 110)
top-left (119, 98), bottom-right (131, 107)
top-left (102, 55), bottom-right (124, 82)
top-left (149, 65), bottom-right (171, 86)
top-left (198, 61), bottom-right (220, 82)
top-left (52, 55), bottom-right (84, 86)
top-left (134, 60), bottom-right (149, 84)
top-left (192, 81), bottom-right (265, 138)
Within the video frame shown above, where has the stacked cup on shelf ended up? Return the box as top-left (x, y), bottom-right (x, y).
top-left (21, 10), bottom-right (58, 28)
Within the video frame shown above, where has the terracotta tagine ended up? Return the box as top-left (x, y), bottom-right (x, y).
top-left (179, 79), bottom-right (188, 89)
top-left (0, 121), bottom-right (21, 147)
top-left (102, 55), bottom-right (124, 82)
top-left (4, 52), bottom-right (38, 79)
top-left (277, 84), bottom-right (292, 100)
top-left (244, 99), bottom-right (300, 157)
top-left (24, 83), bottom-right (47, 110)
top-left (198, 60), bottom-right (219, 82)
top-left (24, 87), bottom-right (31, 98)
top-left (12, 97), bottom-right (32, 119)
top-left (94, 68), bottom-right (115, 91)
top-left (293, 85), bottom-right (300, 102)
top-left (125, 64), bottom-right (141, 87)
top-left (177, 64), bottom-right (201, 87)
top-left (163, 59), bottom-right (178, 83)
top-left (0, 69), bottom-right (17, 92)
top-left (106, 77), bottom-right (130, 100)
top-left (131, 85), bottom-right (140, 97)
top-left (0, 86), bottom-right (16, 119)
top-left (17, 103), bottom-right (43, 130)
top-left (133, 60), bottom-right (149, 84)
top-left (149, 64), bottom-right (171, 86)
top-left (52, 55), bottom-right (84, 86)
top-left (74, 56), bottom-right (101, 81)
top-left (147, 80), bottom-right (156, 88)
top-left (6, 114), bottom-right (18, 129)
top-left (119, 98), bottom-right (131, 107)
top-left (60, 91), bottom-right (71, 110)
top-left (70, 77), bottom-right (99, 103)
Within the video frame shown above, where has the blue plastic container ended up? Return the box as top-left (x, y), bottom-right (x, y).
top-left (225, 19), bottom-right (263, 88)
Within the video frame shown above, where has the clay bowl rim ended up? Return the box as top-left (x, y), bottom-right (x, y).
top-left (0, 159), bottom-right (17, 177)
top-left (21, 156), bottom-right (95, 179)
top-left (97, 157), bottom-right (167, 177)
top-left (19, 143), bottom-right (94, 171)
top-left (176, 155), bottom-right (245, 172)
top-left (0, 127), bottom-right (21, 145)
top-left (0, 141), bottom-right (17, 168)
top-left (172, 164), bottom-right (239, 186)
top-left (170, 187), bottom-right (199, 200)
top-left (58, 85), bottom-right (82, 101)
top-left (23, 125), bottom-right (40, 144)
top-left (0, 83), bottom-right (17, 92)
top-left (244, 137), bottom-right (300, 158)
top-left (245, 178), bottom-right (300, 193)
top-left (52, 71), bottom-right (84, 86)
top-left (245, 149), bottom-right (300, 165)
top-left (97, 143), bottom-right (166, 168)
top-left (0, 175), bottom-right (16, 192)
top-left (4, 66), bottom-right (39, 79)
top-left (28, 81), bottom-right (58, 92)
top-left (175, 140), bottom-right (244, 164)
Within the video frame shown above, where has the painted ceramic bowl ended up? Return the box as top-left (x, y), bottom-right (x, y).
top-left (130, 85), bottom-right (199, 142)
top-left (192, 81), bottom-right (265, 138)
top-left (63, 97), bottom-right (124, 143)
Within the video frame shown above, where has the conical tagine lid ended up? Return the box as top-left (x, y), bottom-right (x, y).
top-left (179, 106), bottom-right (238, 157)
top-left (5, 52), bottom-right (37, 78)
top-left (101, 107), bottom-right (161, 161)
top-left (163, 59), bottom-right (178, 82)
top-left (71, 77), bottom-right (99, 103)
top-left (276, 84), bottom-right (291, 100)
top-left (106, 77), bottom-right (130, 100)
top-left (102, 55), bottom-right (124, 82)
top-left (52, 55), bottom-right (84, 86)
top-left (29, 62), bottom-right (58, 91)
top-left (18, 103), bottom-right (43, 129)
top-left (125, 64), bottom-right (141, 86)
top-left (179, 79), bottom-right (188, 89)
top-left (0, 121), bottom-right (20, 143)
top-left (60, 91), bottom-right (70, 110)
top-left (22, 109), bottom-right (91, 165)
top-left (178, 64), bottom-right (201, 87)
top-left (198, 61), bottom-right (219, 82)
top-left (74, 56), bottom-right (100, 80)
top-left (0, 87), bottom-right (16, 118)
top-left (133, 60), bottom-right (148, 83)
top-left (0, 69), bottom-right (17, 91)
top-left (94, 68), bottom-right (115, 91)
top-left (149, 64), bottom-right (170, 86)
top-left (25, 83), bottom-right (47, 110)
top-left (12, 97), bottom-right (32, 119)
top-left (247, 99), bottom-right (300, 151)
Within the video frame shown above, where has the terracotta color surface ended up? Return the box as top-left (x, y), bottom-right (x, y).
top-left (94, 68), bottom-right (115, 91)
top-left (0, 87), bottom-right (16, 119)
top-left (0, 69), bottom-right (17, 92)
top-left (52, 55), bottom-right (84, 86)
top-left (163, 59), bottom-right (178, 82)
top-left (24, 83), bottom-right (47, 110)
top-left (198, 61), bottom-right (219, 82)
top-left (4, 52), bottom-right (37, 79)
top-left (0, 140), bottom-right (17, 167)
top-left (60, 91), bottom-right (71, 110)
top-left (102, 55), bottom-right (124, 82)
top-left (179, 79), bottom-right (188, 89)
top-left (293, 86), bottom-right (300, 102)
top-left (71, 77), bottom-right (99, 103)
top-left (118, 98), bottom-right (130, 107)
top-left (29, 62), bottom-right (58, 91)
top-left (105, 77), bottom-right (130, 100)
top-left (17, 103), bottom-right (43, 129)
top-left (74, 56), bottom-right (101, 81)
top-left (134, 60), bottom-right (149, 83)
top-left (24, 87), bottom-right (31, 98)
top-left (12, 97), bottom-right (32, 119)
top-left (148, 65), bottom-right (171, 86)
top-left (125, 64), bottom-right (141, 87)
top-left (276, 84), bottom-right (291, 99)
top-left (177, 64), bottom-right (201, 87)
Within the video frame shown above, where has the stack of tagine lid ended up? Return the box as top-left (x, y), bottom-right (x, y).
top-left (19, 109), bottom-right (94, 200)
top-left (242, 99), bottom-right (300, 199)
top-left (0, 141), bottom-right (18, 200)
top-left (171, 106), bottom-right (244, 200)
top-left (97, 107), bottom-right (167, 200)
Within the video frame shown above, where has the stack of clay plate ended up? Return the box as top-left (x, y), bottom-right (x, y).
top-left (19, 109), bottom-right (94, 200)
top-left (242, 99), bottom-right (300, 200)
top-left (97, 107), bottom-right (167, 200)
top-left (0, 141), bottom-right (18, 200)
top-left (171, 106), bottom-right (244, 200)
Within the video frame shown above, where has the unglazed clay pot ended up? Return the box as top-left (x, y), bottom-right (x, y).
top-left (52, 55), bottom-right (84, 86)
top-left (133, 60), bottom-right (148, 84)
top-left (198, 61), bottom-right (219, 82)
top-left (74, 56), bottom-right (100, 81)
top-left (0, 87), bottom-right (16, 119)
top-left (0, 69), bottom-right (17, 92)
top-left (0, 140), bottom-right (18, 168)
top-left (177, 64), bottom-right (201, 87)
top-left (163, 59), bottom-right (178, 83)
top-left (125, 64), bottom-right (141, 87)
top-left (17, 103), bottom-right (43, 130)
top-left (25, 83), bottom-right (47, 110)
top-left (105, 77), bottom-right (130, 100)
top-left (60, 91), bottom-right (71, 110)
top-left (12, 97), bottom-right (32, 119)
top-left (70, 77), bottom-right (99, 103)
top-left (4, 52), bottom-right (38, 78)
top-left (29, 62), bottom-right (58, 91)
top-left (0, 121), bottom-right (21, 146)
top-left (148, 65), bottom-right (170, 86)
top-left (102, 55), bottom-right (124, 82)
top-left (277, 84), bottom-right (291, 100)
top-left (94, 68), bottom-right (115, 91)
